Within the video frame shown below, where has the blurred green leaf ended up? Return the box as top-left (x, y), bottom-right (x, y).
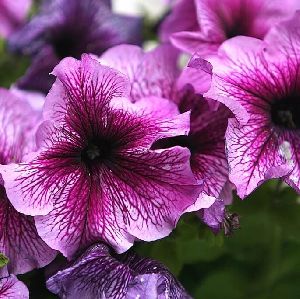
top-left (0, 50), bottom-right (30, 88)
top-left (0, 253), bottom-right (9, 268)
top-left (194, 268), bottom-right (248, 299)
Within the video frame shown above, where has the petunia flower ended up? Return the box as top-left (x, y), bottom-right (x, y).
top-left (8, 0), bottom-right (142, 94)
top-left (0, 275), bottom-right (28, 299)
top-left (101, 45), bottom-right (233, 230)
top-left (0, 0), bottom-right (31, 39)
top-left (159, 0), bottom-right (300, 56)
top-left (47, 243), bottom-right (191, 299)
top-left (0, 89), bottom-right (56, 276)
top-left (0, 54), bottom-right (200, 258)
top-left (204, 11), bottom-right (300, 198)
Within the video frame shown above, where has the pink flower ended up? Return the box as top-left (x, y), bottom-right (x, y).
top-left (205, 11), bottom-right (300, 198)
top-left (101, 45), bottom-right (233, 229)
top-left (0, 89), bottom-right (56, 276)
top-left (160, 0), bottom-right (300, 55)
top-left (1, 54), bottom-right (200, 258)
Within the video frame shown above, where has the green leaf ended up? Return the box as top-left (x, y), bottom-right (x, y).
top-left (194, 268), bottom-right (248, 299)
top-left (0, 253), bottom-right (9, 268)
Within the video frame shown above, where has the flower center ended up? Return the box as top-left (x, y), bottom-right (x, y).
top-left (80, 140), bottom-right (113, 167)
top-left (52, 33), bottom-right (84, 59)
top-left (219, 6), bottom-right (255, 39)
top-left (271, 96), bottom-right (300, 129)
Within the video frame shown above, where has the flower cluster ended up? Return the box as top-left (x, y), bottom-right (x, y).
top-left (1, 0), bottom-right (300, 298)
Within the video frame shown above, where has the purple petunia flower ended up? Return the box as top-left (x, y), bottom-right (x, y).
top-left (0, 54), bottom-right (200, 258)
top-left (160, 0), bottom-right (300, 56)
top-left (0, 0), bottom-right (31, 39)
top-left (0, 275), bottom-right (28, 299)
top-left (204, 11), bottom-right (300, 198)
top-left (47, 243), bottom-right (191, 299)
top-left (0, 88), bottom-right (56, 276)
top-left (8, 0), bottom-right (142, 94)
top-left (100, 44), bottom-right (180, 102)
top-left (101, 45), bottom-right (233, 229)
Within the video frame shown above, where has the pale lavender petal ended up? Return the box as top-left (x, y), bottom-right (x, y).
top-left (219, 180), bottom-right (234, 205)
top-left (0, 0), bottom-right (31, 39)
top-left (283, 137), bottom-right (300, 192)
top-left (197, 199), bottom-right (225, 233)
top-left (0, 275), bottom-right (28, 299)
top-left (159, 0), bottom-right (198, 42)
top-left (10, 87), bottom-right (45, 112)
top-left (170, 31), bottom-right (219, 56)
top-left (264, 10), bottom-right (300, 57)
top-left (176, 57), bottom-right (212, 97)
top-left (185, 194), bottom-right (215, 213)
top-left (0, 156), bottom-right (58, 216)
top-left (130, 45), bottom-right (179, 101)
top-left (100, 44), bottom-right (144, 82)
top-left (101, 44), bottom-right (179, 102)
top-left (0, 88), bottom-right (40, 164)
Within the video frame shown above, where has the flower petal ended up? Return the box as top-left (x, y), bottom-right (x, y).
top-left (0, 0), bottom-right (31, 39)
top-left (159, 0), bottom-right (198, 42)
top-left (16, 46), bottom-right (59, 95)
top-left (197, 199), bottom-right (225, 233)
top-left (170, 31), bottom-right (219, 56)
top-left (0, 88), bottom-right (40, 164)
top-left (101, 44), bottom-right (179, 102)
top-left (100, 44), bottom-right (144, 82)
top-left (0, 189), bottom-right (56, 275)
top-left (0, 275), bottom-right (28, 299)
top-left (47, 243), bottom-right (191, 299)
top-left (44, 54), bottom-right (131, 123)
top-left (264, 10), bottom-right (300, 57)
top-left (226, 118), bottom-right (293, 198)
top-left (110, 96), bottom-right (180, 120)
top-left (283, 135), bottom-right (300, 192)
top-left (176, 57), bottom-right (212, 96)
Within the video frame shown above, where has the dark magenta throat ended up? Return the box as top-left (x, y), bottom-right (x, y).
top-left (80, 140), bottom-right (113, 165)
top-left (271, 96), bottom-right (300, 129)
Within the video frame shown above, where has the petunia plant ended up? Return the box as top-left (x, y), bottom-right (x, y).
top-left (1, 0), bottom-right (300, 298)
